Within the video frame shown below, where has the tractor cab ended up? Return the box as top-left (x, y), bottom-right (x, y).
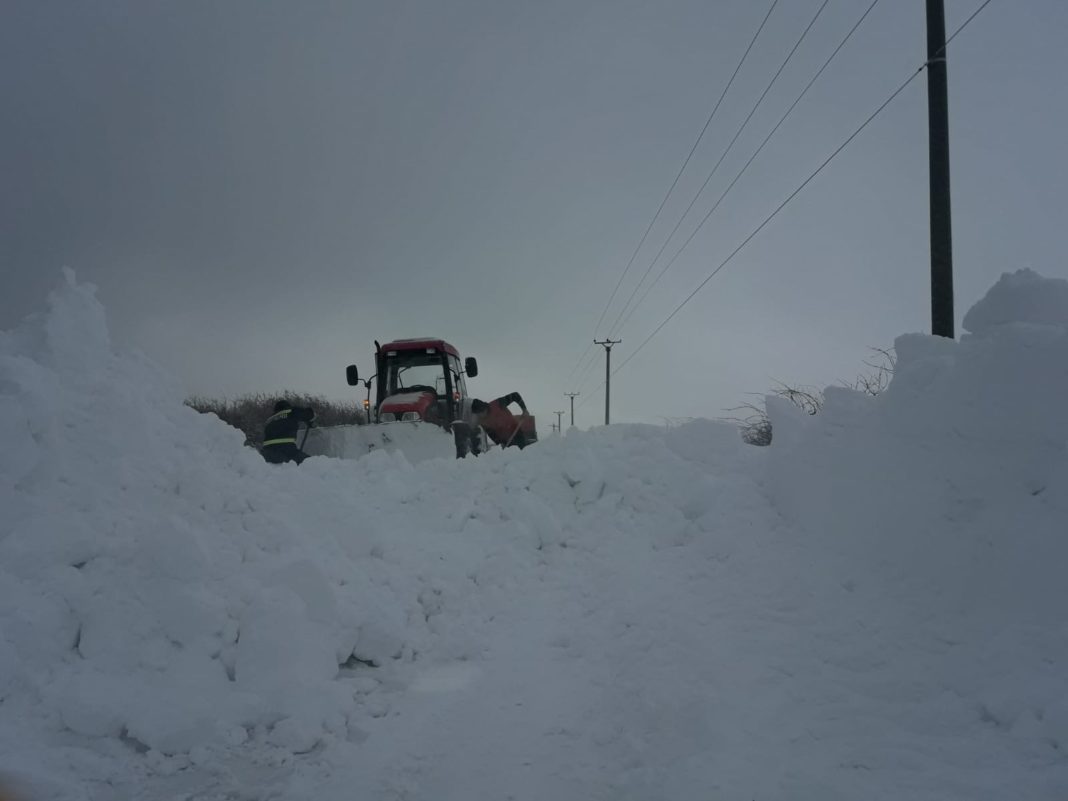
top-left (347, 338), bottom-right (478, 428)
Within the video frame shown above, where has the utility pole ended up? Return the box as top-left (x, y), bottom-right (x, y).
top-left (594, 339), bottom-right (621, 425)
top-left (926, 0), bottom-right (954, 338)
top-left (553, 410), bottom-right (564, 432)
top-left (564, 392), bottom-right (579, 427)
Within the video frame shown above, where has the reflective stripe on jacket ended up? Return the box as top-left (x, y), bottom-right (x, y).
top-left (262, 407), bottom-right (315, 449)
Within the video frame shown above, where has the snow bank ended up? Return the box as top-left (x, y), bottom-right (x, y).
top-left (767, 268), bottom-right (1068, 571)
top-left (0, 272), bottom-right (444, 783)
top-left (962, 267), bottom-right (1068, 334)
top-left (0, 272), bottom-right (764, 799)
top-left (1, 268), bottom-right (1066, 800)
top-left (766, 268), bottom-right (1068, 796)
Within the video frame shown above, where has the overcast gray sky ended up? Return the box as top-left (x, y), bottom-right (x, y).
top-left (3, 0), bottom-right (1066, 427)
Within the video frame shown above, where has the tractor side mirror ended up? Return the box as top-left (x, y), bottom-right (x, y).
top-left (345, 365), bottom-right (360, 386)
top-left (465, 357), bottom-right (478, 378)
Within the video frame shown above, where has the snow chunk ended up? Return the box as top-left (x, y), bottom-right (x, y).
top-left (234, 589), bottom-right (340, 691)
top-left (963, 268), bottom-right (1068, 334)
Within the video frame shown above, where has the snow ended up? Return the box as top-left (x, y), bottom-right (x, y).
top-left (962, 267), bottom-right (1068, 334)
top-left (380, 391), bottom-right (435, 407)
top-left (304, 421), bottom-right (456, 463)
top-left (1, 267), bottom-right (1067, 800)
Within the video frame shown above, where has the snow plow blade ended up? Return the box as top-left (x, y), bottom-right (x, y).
top-left (304, 422), bottom-right (455, 463)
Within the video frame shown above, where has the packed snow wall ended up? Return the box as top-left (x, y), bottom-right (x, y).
top-left (304, 421), bottom-right (456, 463)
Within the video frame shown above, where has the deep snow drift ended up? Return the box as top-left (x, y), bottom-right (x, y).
top-left (1, 268), bottom-right (1066, 800)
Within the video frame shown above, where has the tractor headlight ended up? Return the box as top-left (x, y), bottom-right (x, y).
top-left (401, 411), bottom-right (421, 422)
top-left (380, 412), bottom-right (396, 422)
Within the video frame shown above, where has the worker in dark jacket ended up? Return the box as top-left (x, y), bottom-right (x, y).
top-left (262, 400), bottom-right (316, 464)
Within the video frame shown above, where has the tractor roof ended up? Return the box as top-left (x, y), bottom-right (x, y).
top-left (380, 338), bottom-right (461, 358)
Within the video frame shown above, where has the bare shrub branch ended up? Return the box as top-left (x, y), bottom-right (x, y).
top-left (722, 346), bottom-right (895, 446)
top-left (845, 346), bottom-right (896, 397)
top-left (722, 396), bottom-right (773, 446)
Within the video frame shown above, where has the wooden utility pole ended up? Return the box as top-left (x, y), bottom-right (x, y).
top-left (564, 392), bottom-right (579, 427)
top-left (927, 0), bottom-right (954, 338)
top-left (594, 339), bottom-right (621, 425)
top-left (553, 411), bottom-right (564, 432)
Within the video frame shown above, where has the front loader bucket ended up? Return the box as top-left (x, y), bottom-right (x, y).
top-left (304, 422), bottom-right (456, 463)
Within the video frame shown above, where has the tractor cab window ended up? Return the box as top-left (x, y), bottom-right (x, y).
top-left (449, 355), bottom-right (467, 398)
top-left (385, 350), bottom-right (448, 396)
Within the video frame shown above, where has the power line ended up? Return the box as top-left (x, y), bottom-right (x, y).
top-left (570, 344), bottom-right (607, 394)
top-left (606, 0), bottom-right (832, 338)
top-left (942, 0), bottom-right (993, 53)
top-left (573, 353), bottom-right (605, 395)
top-left (613, 0), bottom-right (882, 336)
top-left (563, 0), bottom-right (780, 382)
top-left (564, 342), bottom-right (595, 384)
top-left (577, 0), bottom-right (996, 411)
top-left (592, 0), bottom-right (779, 336)
top-left (611, 71), bottom-right (924, 380)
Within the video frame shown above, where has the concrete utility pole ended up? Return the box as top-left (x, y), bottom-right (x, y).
top-left (594, 339), bottom-right (621, 425)
top-left (926, 0), bottom-right (954, 338)
top-left (553, 410), bottom-right (564, 432)
top-left (564, 392), bottom-right (579, 427)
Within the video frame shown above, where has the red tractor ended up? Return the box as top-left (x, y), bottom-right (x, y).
top-left (343, 338), bottom-right (537, 458)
